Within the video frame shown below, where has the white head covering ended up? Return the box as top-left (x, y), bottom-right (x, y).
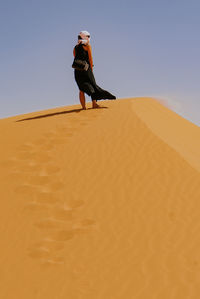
top-left (80, 30), bottom-right (90, 37)
top-left (78, 30), bottom-right (91, 44)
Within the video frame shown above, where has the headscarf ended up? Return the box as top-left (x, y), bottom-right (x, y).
top-left (78, 30), bottom-right (91, 45)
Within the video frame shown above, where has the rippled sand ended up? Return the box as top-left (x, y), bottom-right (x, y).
top-left (1, 97), bottom-right (200, 298)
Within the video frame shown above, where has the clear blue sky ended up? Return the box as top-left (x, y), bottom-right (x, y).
top-left (0, 0), bottom-right (200, 126)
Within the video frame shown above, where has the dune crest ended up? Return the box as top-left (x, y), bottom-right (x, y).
top-left (1, 98), bottom-right (200, 298)
top-left (132, 97), bottom-right (200, 173)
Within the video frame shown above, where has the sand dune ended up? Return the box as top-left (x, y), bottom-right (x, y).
top-left (0, 97), bottom-right (200, 298)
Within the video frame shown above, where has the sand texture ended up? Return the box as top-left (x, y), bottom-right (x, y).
top-left (0, 97), bottom-right (200, 298)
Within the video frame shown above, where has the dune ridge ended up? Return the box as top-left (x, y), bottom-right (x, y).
top-left (132, 97), bottom-right (200, 172)
top-left (0, 98), bottom-right (200, 298)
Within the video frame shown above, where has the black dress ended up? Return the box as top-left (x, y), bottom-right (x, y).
top-left (73, 44), bottom-right (116, 101)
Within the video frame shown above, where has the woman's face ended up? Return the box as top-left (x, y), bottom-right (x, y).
top-left (85, 34), bottom-right (90, 43)
top-left (79, 33), bottom-right (90, 44)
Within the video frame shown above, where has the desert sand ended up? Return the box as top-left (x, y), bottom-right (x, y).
top-left (1, 97), bottom-right (200, 298)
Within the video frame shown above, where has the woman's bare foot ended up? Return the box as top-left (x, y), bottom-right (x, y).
top-left (92, 104), bottom-right (100, 108)
top-left (92, 100), bottom-right (100, 108)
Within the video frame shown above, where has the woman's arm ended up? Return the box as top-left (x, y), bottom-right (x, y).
top-left (85, 44), bottom-right (93, 71)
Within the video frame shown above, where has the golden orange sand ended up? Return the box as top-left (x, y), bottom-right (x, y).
top-left (0, 97), bottom-right (200, 298)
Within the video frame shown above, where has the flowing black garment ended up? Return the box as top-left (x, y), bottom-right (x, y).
top-left (73, 44), bottom-right (116, 101)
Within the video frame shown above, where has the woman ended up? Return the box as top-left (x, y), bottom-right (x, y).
top-left (73, 30), bottom-right (116, 109)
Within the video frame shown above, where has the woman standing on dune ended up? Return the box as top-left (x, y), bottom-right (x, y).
top-left (73, 30), bottom-right (116, 109)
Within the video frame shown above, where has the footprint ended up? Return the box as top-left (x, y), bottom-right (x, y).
top-left (15, 152), bottom-right (50, 163)
top-left (35, 192), bottom-right (60, 205)
top-left (72, 219), bottom-right (96, 235)
top-left (16, 152), bottom-right (36, 160)
top-left (50, 138), bottom-right (66, 145)
top-left (19, 163), bottom-right (42, 173)
top-left (33, 241), bottom-right (65, 252)
top-left (28, 175), bottom-right (52, 186)
top-left (34, 153), bottom-right (52, 163)
top-left (28, 248), bottom-right (51, 259)
top-left (41, 256), bottom-right (65, 266)
top-left (34, 219), bottom-right (66, 230)
top-left (46, 230), bottom-right (74, 242)
top-left (16, 151), bottom-right (51, 163)
top-left (15, 184), bottom-right (38, 195)
top-left (52, 208), bottom-right (73, 221)
top-left (23, 203), bottom-right (50, 213)
top-left (45, 256), bottom-right (64, 264)
top-left (15, 132), bottom-right (95, 263)
top-left (16, 144), bottom-right (33, 151)
top-left (67, 199), bottom-right (84, 209)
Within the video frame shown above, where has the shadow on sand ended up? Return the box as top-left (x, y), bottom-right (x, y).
top-left (16, 106), bottom-right (108, 122)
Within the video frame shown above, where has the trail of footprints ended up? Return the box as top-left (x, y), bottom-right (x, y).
top-left (4, 121), bottom-right (97, 265)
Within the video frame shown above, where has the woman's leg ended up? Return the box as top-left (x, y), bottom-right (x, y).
top-left (79, 91), bottom-right (86, 109)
